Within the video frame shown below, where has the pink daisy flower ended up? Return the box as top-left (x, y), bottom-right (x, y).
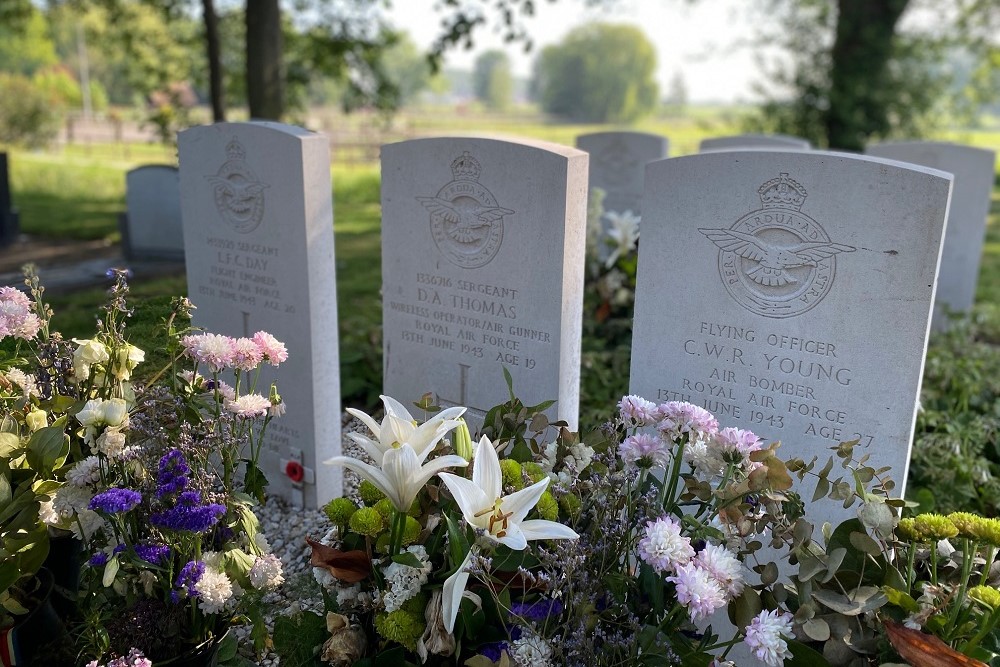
top-left (253, 331), bottom-right (288, 366)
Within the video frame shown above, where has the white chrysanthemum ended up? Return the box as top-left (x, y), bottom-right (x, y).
top-left (695, 543), bottom-right (744, 600)
top-left (195, 568), bottom-right (234, 614)
top-left (254, 532), bottom-right (271, 553)
top-left (96, 428), bottom-right (127, 459)
top-left (249, 554), bottom-right (284, 590)
top-left (510, 630), bottom-right (553, 667)
top-left (72, 509), bottom-right (104, 539)
top-left (683, 438), bottom-right (723, 477)
top-left (226, 393), bottom-right (271, 418)
top-left (667, 562), bottom-right (727, 622)
top-left (52, 485), bottom-right (92, 518)
top-left (382, 545), bottom-right (432, 613)
top-left (3, 368), bottom-right (38, 397)
top-left (744, 609), bottom-right (794, 667)
top-left (66, 456), bottom-right (102, 487)
top-left (637, 516), bottom-right (694, 574)
top-left (336, 583), bottom-right (361, 607)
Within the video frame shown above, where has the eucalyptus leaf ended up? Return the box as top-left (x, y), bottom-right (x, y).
top-left (803, 617), bottom-right (831, 641)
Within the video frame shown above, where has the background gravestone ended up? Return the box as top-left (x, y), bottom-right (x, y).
top-left (0, 153), bottom-right (20, 247)
top-left (178, 121), bottom-right (341, 508)
top-left (699, 133), bottom-right (811, 152)
top-left (381, 137), bottom-right (588, 429)
top-left (630, 151), bottom-right (952, 525)
top-left (120, 165), bottom-right (184, 261)
top-left (576, 131), bottom-right (668, 261)
top-left (866, 141), bottom-right (995, 330)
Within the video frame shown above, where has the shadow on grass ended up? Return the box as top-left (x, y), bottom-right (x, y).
top-left (17, 189), bottom-right (122, 241)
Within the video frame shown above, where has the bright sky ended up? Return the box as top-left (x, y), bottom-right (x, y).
top-left (383, 0), bottom-right (765, 104)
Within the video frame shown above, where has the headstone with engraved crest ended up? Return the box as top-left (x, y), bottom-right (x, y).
top-left (381, 137), bottom-right (588, 429)
top-left (178, 121), bottom-right (341, 508)
top-left (866, 141), bottom-right (995, 330)
top-left (576, 131), bottom-right (668, 261)
top-left (630, 151), bottom-right (952, 526)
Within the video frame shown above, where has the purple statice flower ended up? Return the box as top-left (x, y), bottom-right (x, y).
top-left (89, 488), bottom-right (142, 514)
top-left (510, 599), bottom-right (564, 622)
top-left (619, 433), bottom-right (670, 470)
top-left (135, 543), bottom-right (172, 565)
top-left (479, 642), bottom-right (508, 662)
top-left (151, 490), bottom-right (226, 533)
top-left (175, 560), bottom-right (205, 596)
top-left (156, 450), bottom-right (190, 498)
top-left (88, 552), bottom-right (109, 567)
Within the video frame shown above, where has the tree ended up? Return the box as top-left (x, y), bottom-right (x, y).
top-left (0, 9), bottom-right (58, 76)
top-left (664, 70), bottom-right (688, 115)
top-left (534, 23), bottom-right (658, 123)
top-left (473, 50), bottom-right (513, 111)
top-left (381, 35), bottom-right (437, 107)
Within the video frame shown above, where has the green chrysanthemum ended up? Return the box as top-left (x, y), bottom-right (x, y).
top-left (401, 516), bottom-right (421, 545)
top-left (523, 462), bottom-right (548, 483)
top-left (896, 517), bottom-right (919, 541)
top-left (913, 513), bottom-right (958, 541)
top-left (947, 512), bottom-right (985, 541)
top-left (374, 498), bottom-right (395, 520)
top-left (977, 518), bottom-right (1000, 548)
top-left (970, 585), bottom-right (1000, 609)
top-left (348, 506), bottom-right (385, 538)
top-left (499, 459), bottom-right (524, 490)
top-left (559, 493), bottom-right (582, 519)
top-left (535, 491), bottom-right (558, 521)
top-left (359, 479), bottom-right (386, 506)
top-left (375, 533), bottom-right (391, 553)
top-left (374, 609), bottom-right (425, 651)
top-left (323, 497), bottom-right (357, 527)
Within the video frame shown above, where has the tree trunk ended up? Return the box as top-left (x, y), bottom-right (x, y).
top-left (824, 0), bottom-right (910, 150)
top-left (202, 0), bottom-right (225, 122)
top-left (245, 0), bottom-right (284, 120)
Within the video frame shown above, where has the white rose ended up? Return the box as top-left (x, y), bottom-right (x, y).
top-left (25, 409), bottom-right (47, 432)
top-left (100, 398), bottom-right (128, 427)
top-left (97, 428), bottom-right (126, 459)
top-left (76, 399), bottom-right (104, 427)
top-left (73, 339), bottom-right (110, 379)
top-left (112, 345), bottom-right (145, 380)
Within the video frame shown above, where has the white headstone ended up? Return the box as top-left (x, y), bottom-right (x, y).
top-left (123, 165), bottom-right (184, 260)
top-left (178, 121), bottom-right (341, 508)
top-left (700, 133), bottom-right (811, 152)
top-left (630, 151), bottom-right (952, 520)
top-left (865, 141), bottom-right (995, 330)
top-left (381, 137), bottom-right (588, 429)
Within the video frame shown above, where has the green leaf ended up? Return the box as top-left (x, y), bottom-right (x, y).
top-left (784, 639), bottom-right (829, 666)
top-left (103, 555), bottom-right (120, 588)
top-left (0, 475), bottom-right (10, 511)
top-left (25, 425), bottom-right (69, 474)
top-left (502, 366), bottom-right (515, 400)
top-left (882, 586), bottom-right (919, 613)
top-left (729, 586), bottom-right (762, 629)
top-left (0, 561), bottom-right (22, 595)
top-left (216, 631), bottom-right (239, 662)
top-left (849, 531), bottom-right (881, 556)
top-left (443, 512), bottom-right (469, 569)
top-left (273, 611), bottom-right (328, 666)
top-left (0, 433), bottom-right (19, 457)
top-left (390, 552), bottom-right (424, 569)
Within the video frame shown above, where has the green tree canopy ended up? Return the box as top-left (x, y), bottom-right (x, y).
top-left (473, 49), bottom-right (513, 111)
top-left (0, 8), bottom-right (58, 77)
top-left (534, 22), bottom-right (658, 123)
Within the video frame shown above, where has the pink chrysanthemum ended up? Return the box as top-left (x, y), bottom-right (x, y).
top-left (714, 427), bottom-right (762, 461)
top-left (744, 609), bottom-right (794, 667)
top-left (637, 516), bottom-right (694, 574)
top-left (667, 561), bottom-right (727, 622)
top-left (231, 337), bottom-right (264, 371)
top-left (619, 433), bottom-right (670, 469)
top-left (656, 401), bottom-right (719, 443)
top-left (0, 287), bottom-right (41, 340)
top-left (226, 393), bottom-right (271, 418)
top-left (181, 333), bottom-right (235, 372)
top-left (695, 543), bottom-right (745, 600)
top-left (253, 331), bottom-right (288, 365)
top-left (618, 395), bottom-right (658, 425)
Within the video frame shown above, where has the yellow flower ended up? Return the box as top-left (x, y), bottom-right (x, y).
top-left (25, 409), bottom-right (47, 432)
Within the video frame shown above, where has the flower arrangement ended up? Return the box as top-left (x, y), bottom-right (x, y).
top-left (278, 388), bottom-right (816, 666)
top-left (2, 268), bottom-right (287, 663)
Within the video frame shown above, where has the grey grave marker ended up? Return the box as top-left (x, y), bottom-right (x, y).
top-left (866, 141), bottom-right (995, 330)
top-left (120, 165), bottom-right (184, 261)
top-left (700, 133), bottom-right (811, 152)
top-left (179, 121), bottom-right (341, 507)
top-left (630, 151), bottom-right (952, 522)
top-left (381, 137), bottom-right (588, 429)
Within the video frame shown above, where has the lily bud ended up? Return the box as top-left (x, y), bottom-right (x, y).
top-left (453, 418), bottom-right (473, 462)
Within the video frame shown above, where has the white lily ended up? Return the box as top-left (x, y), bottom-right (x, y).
top-left (326, 443), bottom-right (467, 513)
top-left (346, 395), bottom-right (466, 464)
top-left (439, 436), bottom-right (580, 550)
top-left (438, 436), bottom-right (579, 632)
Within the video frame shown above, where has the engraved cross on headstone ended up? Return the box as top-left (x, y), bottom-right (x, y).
top-left (434, 363), bottom-right (488, 423)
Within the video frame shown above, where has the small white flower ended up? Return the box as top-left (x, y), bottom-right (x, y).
top-left (226, 394), bottom-right (272, 418)
top-left (3, 368), bottom-right (38, 397)
top-left (249, 553), bottom-right (285, 590)
top-left (510, 629), bottom-right (553, 667)
top-left (66, 456), bottom-right (102, 487)
top-left (382, 545), bottom-right (432, 613)
top-left (96, 428), bottom-right (127, 459)
top-left (195, 568), bottom-right (234, 614)
top-left (744, 609), bottom-right (794, 667)
top-left (603, 209), bottom-right (641, 268)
